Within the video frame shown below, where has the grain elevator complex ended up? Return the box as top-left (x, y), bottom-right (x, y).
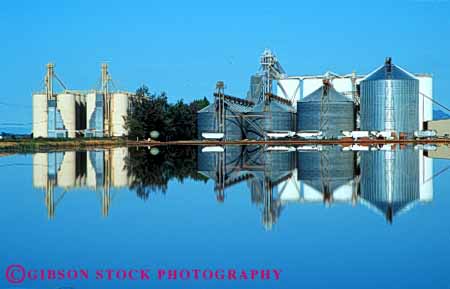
top-left (32, 63), bottom-right (135, 138)
top-left (197, 49), bottom-right (439, 141)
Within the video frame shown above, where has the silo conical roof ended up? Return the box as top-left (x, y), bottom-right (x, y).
top-left (301, 85), bottom-right (352, 103)
top-left (363, 62), bottom-right (417, 81)
top-left (251, 99), bottom-right (295, 112)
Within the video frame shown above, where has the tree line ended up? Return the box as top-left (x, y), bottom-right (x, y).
top-left (125, 85), bottom-right (210, 140)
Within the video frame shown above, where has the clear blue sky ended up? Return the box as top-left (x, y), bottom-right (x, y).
top-left (0, 0), bottom-right (449, 133)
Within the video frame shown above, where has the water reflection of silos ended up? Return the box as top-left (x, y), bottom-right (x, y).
top-left (245, 147), bottom-right (295, 203)
top-left (244, 146), bottom-right (295, 178)
top-left (33, 153), bottom-right (49, 188)
top-left (87, 150), bottom-right (105, 188)
top-left (57, 152), bottom-right (76, 188)
top-left (297, 147), bottom-right (356, 204)
top-left (197, 146), bottom-right (243, 176)
top-left (197, 146), bottom-right (245, 200)
top-left (111, 147), bottom-right (129, 187)
top-left (243, 147), bottom-right (295, 227)
top-left (360, 149), bottom-right (419, 222)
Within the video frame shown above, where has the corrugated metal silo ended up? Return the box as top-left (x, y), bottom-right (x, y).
top-left (32, 93), bottom-right (48, 138)
top-left (111, 92), bottom-right (130, 137)
top-left (360, 148), bottom-right (419, 222)
top-left (197, 102), bottom-right (245, 140)
top-left (245, 100), bottom-right (296, 140)
top-left (57, 93), bottom-right (76, 138)
top-left (360, 58), bottom-right (419, 137)
top-left (297, 82), bottom-right (355, 138)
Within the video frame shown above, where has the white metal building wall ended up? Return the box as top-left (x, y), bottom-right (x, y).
top-left (57, 93), bottom-right (76, 138)
top-left (32, 93), bottom-right (48, 138)
top-left (111, 93), bottom-right (129, 137)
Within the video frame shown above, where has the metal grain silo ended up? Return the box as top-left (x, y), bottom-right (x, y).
top-left (360, 148), bottom-right (419, 222)
top-left (297, 82), bottom-right (355, 138)
top-left (297, 147), bottom-right (356, 204)
top-left (245, 99), bottom-right (296, 140)
top-left (32, 93), bottom-right (48, 138)
top-left (111, 92), bottom-right (130, 137)
top-left (360, 58), bottom-right (419, 137)
top-left (57, 93), bottom-right (76, 138)
top-left (197, 102), bottom-right (245, 140)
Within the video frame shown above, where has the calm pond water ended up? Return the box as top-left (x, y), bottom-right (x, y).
top-left (0, 145), bottom-right (449, 289)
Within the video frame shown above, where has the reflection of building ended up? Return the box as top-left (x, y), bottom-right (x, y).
top-left (198, 145), bottom-right (296, 230)
top-left (360, 148), bottom-right (433, 223)
top-left (295, 147), bottom-right (357, 205)
top-left (197, 145), bottom-right (435, 229)
top-left (32, 148), bottom-right (134, 218)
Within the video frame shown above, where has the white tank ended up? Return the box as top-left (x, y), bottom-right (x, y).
top-left (302, 78), bottom-right (324, 99)
top-left (331, 78), bottom-right (354, 97)
top-left (111, 147), bottom-right (129, 187)
top-left (32, 93), bottom-right (48, 138)
top-left (417, 75), bottom-right (433, 129)
top-left (57, 151), bottom-right (76, 188)
top-left (277, 79), bottom-right (300, 104)
top-left (111, 92), bottom-right (129, 137)
top-left (33, 153), bottom-right (48, 188)
top-left (57, 93), bottom-right (76, 138)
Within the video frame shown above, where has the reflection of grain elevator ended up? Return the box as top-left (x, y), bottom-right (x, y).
top-left (32, 63), bottom-right (134, 138)
top-left (32, 148), bottom-right (134, 218)
top-left (197, 144), bottom-right (436, 228)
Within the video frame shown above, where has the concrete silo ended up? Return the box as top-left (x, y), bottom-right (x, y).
top-left (32, 93), bottom-right (48, 138)
top-left (111, 92), bottom-right (130, 137)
